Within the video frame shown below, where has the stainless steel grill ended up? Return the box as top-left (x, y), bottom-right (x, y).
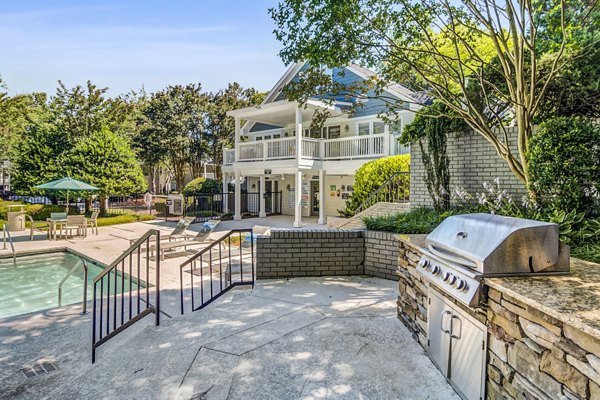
top-left (417, 213), bottom-right (570, 307)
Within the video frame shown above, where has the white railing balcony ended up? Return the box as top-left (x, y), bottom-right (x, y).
top-left (267, 137), bottom-right (296, 159)
top-left (223, 149), bottom-right (235, 165)
top-left (224, 133), bottom-right (399, 165)
top-left (301, 138), bottom-right (320, 159)
top-left (238, 142), bottom-right (264, 161)
top-left (323, 134), bottom-right (388, 160)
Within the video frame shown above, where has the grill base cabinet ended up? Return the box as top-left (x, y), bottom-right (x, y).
top-left (428, 289), bottom-right (487, 400)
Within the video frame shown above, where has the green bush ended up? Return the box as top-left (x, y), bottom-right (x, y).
top-left (364, 207), bottom-right (464, 234)
top-left (96, 214), bottom-right (154, 227)
top-left (342, 154), bottom-right (410, 216)
top-left (528, 117), bottom-right (600, 215)
top-left (182, 178), bottom-right (221, 196)
top-left (0, 200), bottom-right (79, 220)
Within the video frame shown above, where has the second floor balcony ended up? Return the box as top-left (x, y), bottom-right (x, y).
top-left (223, 133), bottom-right (409, 166)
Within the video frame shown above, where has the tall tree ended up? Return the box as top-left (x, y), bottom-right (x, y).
top-left (204, 83), bottom-right (265, 179)
top-left (67, 128), bottom-right (147, 216)
top-left (137, 84), bottom-right (208, 192)
top-left (270, 0), bottom-right (598, 187)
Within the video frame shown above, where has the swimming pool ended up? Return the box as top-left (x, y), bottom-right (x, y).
top-left (0, 252), bottom-right (139, 319)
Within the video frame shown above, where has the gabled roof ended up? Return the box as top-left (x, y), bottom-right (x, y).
top-left (242, 61), bottom-right (427, 132)
top-left (345, 63), bottom-right (430, 104)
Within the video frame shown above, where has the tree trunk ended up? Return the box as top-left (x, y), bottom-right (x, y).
top-left (85, 198), bottom-right (91, 215)
top-left (99, 196), bottom-right (108, 217)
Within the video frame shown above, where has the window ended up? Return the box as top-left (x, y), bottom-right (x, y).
top-left (256, 136), bottom-right (263, 141)
top-left (264, 135), bottom-right (272, 140)
top-left (326, 125), bottom-right (341, 139)
top-left (390, 120), bottom-right (402, 136)
top-left (273, 134), bottom-right (281, 139)
top-left (358, 122), bottom-right (370, 136)
top-left (373, 122), bottom-right (386, 134)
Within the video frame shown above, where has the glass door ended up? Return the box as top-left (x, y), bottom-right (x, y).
top-left (310, 180), bottom-right (319, 216)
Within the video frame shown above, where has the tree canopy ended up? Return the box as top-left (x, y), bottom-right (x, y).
top-left (270, 0), bottom-right (599, 186)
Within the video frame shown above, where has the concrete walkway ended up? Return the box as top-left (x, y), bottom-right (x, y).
top-left (1, 277), bottom-right (459, 400)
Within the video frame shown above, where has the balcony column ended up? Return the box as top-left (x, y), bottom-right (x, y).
top-left (295, 107), bottom-right (302, 162)
top-left (222, 173), bottom-right (229, 213)
top-left (234, 117), bottom-right (240, 162)
top-left (294, 170), bottom-right (302, 228)
top-left (234, 170), bottom-right (241, 221)
top-left (259, 175), bottom-right (266, 218)
top-left (318, 169), bottom-right (326, 225)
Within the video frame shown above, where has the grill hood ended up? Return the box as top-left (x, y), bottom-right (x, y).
top-left (425, 213), bottom-right (570, 275)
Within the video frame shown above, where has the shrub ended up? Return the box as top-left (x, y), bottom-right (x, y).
top-left (182, 178), bottom-right (221, 196)
top-left (527, 117), bottom-right (600, 215)
top-left (0, 200), bottom-right (79, 220)
top-left (342, 154), bottom-right (410, 216)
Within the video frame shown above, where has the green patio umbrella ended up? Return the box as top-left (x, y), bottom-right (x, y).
top-left (35, 177), bottom-right (98, 213)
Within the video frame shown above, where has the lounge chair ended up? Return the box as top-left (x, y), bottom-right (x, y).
top-left (150, 220), bottom-right (221, 260)
top-left (60, 215), bottom-right (87, 238)
top-left (242, 225), bottom-right (271, 248)
top-left (128, 216), bottom-right (197, 246)
top-left (86, 211), bottom-right (99, 235)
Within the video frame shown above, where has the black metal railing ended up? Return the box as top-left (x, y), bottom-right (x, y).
top-left (91, 229), bottom-right (161, 363)
top-left (185, 191), bottom-right (283, 221)
top-left (179, 229), bottom-right (254, 315)
top-left (352, 171), bottom-right (410, 216)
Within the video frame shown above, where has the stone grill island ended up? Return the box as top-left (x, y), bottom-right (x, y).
top-left (396, 234), bottom-right (600, 399)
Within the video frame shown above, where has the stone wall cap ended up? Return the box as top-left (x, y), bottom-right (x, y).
top-left (486, 258), bottom-right (600, 343)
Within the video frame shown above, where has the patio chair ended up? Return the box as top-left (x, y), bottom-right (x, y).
top-left (86, 211), bottom-right (99, 235)
top-left (129, 216), bottom-right (197, 246)
top-left (60, 215), bottom-right (87, 239)
top-left (242, 225), bottom-right (271, 248)
top-left (150, 219), bottom-right (221, 260)
top-left (50, 212), bottom-right (67, 220)
top-left (26, 215), bottom-right (46, 240)
top-left (48, 212), bottom-right (68, 240)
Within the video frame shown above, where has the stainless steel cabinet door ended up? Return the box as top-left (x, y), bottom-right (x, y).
top-left (428, 290), bottom-right (451, 376)
top-left (449, 313), bottom-right (486, 400)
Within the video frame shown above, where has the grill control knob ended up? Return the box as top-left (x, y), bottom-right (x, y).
top-left (456, 279), bottom-right (468, 291)
top-left (447, 275), bottom-right (457, 285)
top-left (442, 272), bottom-right (451, 282)
top-left (417, 259), bottom-right (429, 269)
top-left (431, 265), bottom-right (441, 275)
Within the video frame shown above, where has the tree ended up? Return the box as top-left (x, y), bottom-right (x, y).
top-left (270, 0), bottom-right (598, 187)
top-left (67, 128), bottom-right (147, 216)
top-left (137, 84), bottom-right (208, 192)
top-left (203, 83), bottom-right (265, 179)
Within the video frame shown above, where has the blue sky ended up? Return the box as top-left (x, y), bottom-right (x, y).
top-left (0, 0), bottom-right (286, 96)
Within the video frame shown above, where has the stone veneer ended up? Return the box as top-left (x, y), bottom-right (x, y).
top-left (395, 234), bottom-right (600, 400)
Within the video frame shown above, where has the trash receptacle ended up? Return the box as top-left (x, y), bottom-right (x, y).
top-left (7, 205), bottom-right (26, 232)
top-left (168, 194), bottom-right (184, 216)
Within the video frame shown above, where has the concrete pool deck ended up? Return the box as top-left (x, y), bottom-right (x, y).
top-left (1, 276), bottom-right (459, 400)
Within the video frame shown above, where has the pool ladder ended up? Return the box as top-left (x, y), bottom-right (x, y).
top-left (58, 258), bottom-right (89, 315)
top-left (2, 224), bottom-right (16, 266)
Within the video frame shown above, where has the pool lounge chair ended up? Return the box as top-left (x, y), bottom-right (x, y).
top-left (150, 220), bottom-right (221, 260)
top-left (128, 216), bottom-right (198, 246)
top-left (242, 225), bottom-right (271, 248)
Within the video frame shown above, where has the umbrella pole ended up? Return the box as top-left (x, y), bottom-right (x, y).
top-left (66, 191), bottom-right (69, 214)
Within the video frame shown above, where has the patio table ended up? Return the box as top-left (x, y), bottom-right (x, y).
top-left (46, 218), bottom-right (66, 240)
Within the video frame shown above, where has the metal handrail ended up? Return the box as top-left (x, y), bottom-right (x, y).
top-left (353, 171), bottom-right (410, 216)
top-left (179, 229), bottom-right (254, 315)
top-left (2, 224), bottom-right (16, 266)
top-left (92, 229), bottom-right (161, 363)
top-left (58, 258), bottom-right (89, 314)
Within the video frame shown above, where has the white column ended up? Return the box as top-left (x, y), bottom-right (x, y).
top-left (295, 107), bottom-right (302, 162)
top-left (318, 169), bottom-right (326, 225)
top-left (222, 173), bottom-right (229, 213)
top-left (234, 170), bottom-right (241, 220)
top-left (259, 175), bottom-right (266, 218)
top-left (234, 118), bottom-right (241, 162)
top-left (294, 170), bottom-right (302, 228)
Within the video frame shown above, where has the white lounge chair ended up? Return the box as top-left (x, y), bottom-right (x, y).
top-left (150, 220), bottom-right (221, 260)
top-left (242, 225), bottom-right (271, 248)
top-left (129, 216), bottom-right (198, 246)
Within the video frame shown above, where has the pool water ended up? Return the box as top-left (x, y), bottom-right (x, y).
top-left (0, 252), bottom-right (138, 319)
